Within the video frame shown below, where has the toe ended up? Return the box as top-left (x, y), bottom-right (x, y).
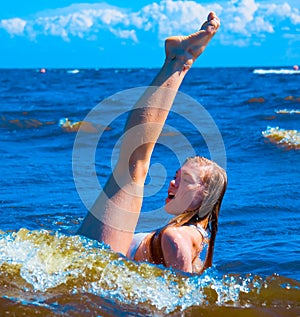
top-left (200, 12), bottom-right (220, 31)
top-left (207, 12), bottom-right (216, 21)
top-left (208, 18), bottom-right (220, 31)
top-left (201, 12), bottom-right (220, 32)
top-left (208, 12), bottom-right (220, 27)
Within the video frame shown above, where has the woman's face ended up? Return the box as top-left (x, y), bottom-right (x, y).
top-left (164, 160), bottom-right (208, 215)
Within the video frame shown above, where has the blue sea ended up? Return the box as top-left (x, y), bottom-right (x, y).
top-left (0, 67), bottom-right (299, 316)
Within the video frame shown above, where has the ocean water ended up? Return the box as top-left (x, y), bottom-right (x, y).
top-left (0, 67), bottom-right (299, 316)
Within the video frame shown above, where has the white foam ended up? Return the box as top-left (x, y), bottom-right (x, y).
top-left (67, 69), bottom-right (80, 74)
top-left (253, 69), bottom-right (300, 75)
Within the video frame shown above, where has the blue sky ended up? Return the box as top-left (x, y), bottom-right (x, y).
top-left (0, 0), bottom-right (300, 68)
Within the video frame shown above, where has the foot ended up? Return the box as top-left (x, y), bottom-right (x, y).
top-left (165, 12), bottom-right (220, 67)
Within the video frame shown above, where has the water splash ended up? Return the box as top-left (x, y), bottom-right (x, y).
top-left (0, 229), bottom-right (299, 315)
top-left (58, 117), bottom-right (110, 133)
top-left (275, 109), bottom-right (300, 115)
top-left (253, 69), bottom-right (300, 75)
top-left (262, 126), bottom-right (300, 150)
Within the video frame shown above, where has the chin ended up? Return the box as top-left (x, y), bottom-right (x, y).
top-left (164, 203), bottom-right (171, 214)
top-left (164, 201), bottom-right (182, 215)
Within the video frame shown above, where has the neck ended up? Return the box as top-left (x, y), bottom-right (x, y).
top-left (190, 214), bottom-right (209, 229)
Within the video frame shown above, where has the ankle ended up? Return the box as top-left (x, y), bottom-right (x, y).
top-left (164, 55), bottom-right (193, 73)
top-left (165, 36), bottom-right (195, 69)
top-left (165, 47), bottom-right (194, 71)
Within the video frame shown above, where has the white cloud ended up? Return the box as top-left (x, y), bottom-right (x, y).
top-left (249, 16), bottom-right (274, 34)
top-left (20, 6), bottom-right (130, 41)
top-left (291, 10), bottom-right (300, 23)
top-left (0, 0), bottom-right (300, 47)
top-left (109, 28), bottom-right (138, 42)
top-left (147, 0), bottom-right (222, 39)
top-left (219, 0), bottom-right (300, 46)
top-left (260, 2), bottom-right (292, 17)
top-left (0, 18), bottom-right (26, 36)
top-left (258, 2), bottom-right (300, 24)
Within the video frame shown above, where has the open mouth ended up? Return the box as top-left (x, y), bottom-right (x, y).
top-left (168, 192), bottom-right (175, 200)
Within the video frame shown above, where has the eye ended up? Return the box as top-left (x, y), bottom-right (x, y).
top-left (182, 173), bottom-right (194, 184)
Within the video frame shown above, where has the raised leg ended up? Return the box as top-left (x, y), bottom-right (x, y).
top-left (77, 12), bottom-right (220, 255)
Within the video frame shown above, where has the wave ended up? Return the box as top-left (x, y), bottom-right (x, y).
top-left (262, 126), bottom-right (300, 150)
top-left (0, 229), bottom-right (299, 316)
top-left (58, 117), bottom-right (109, 133)
top-left (275, 109), bottom-right (300, 115)
top-left (0, 115), bottom-right (109, 133)
top-left (253, 69), bottom-right (300, 75)
top-left (66, 69), bottom-right (80, 74)
top-left (0, 115), bottom-right (55, 129)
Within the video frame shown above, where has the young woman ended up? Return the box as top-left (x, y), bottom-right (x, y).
top-left (77, 12), bottom-right (226, 274)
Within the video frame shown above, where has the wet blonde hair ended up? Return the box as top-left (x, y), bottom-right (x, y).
top-left (168, 156), bottom-right (227, 273)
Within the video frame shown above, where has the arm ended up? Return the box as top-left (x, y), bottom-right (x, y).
top-left (160, 227), bottom-right (197, 273)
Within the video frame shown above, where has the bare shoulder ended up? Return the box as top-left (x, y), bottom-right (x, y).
top-left (162, 226), bottom-right (193, 242)
top-left (160, 226), bottom-right (201, 272)
top-left (161, 226), bottom-right (201, 250)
